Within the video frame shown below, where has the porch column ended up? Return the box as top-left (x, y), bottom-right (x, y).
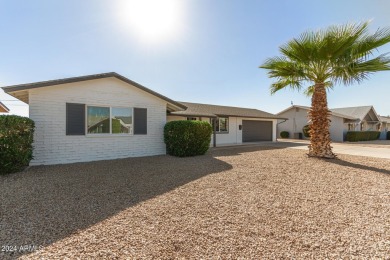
top-left (213, 117), bottom-right (217, 147)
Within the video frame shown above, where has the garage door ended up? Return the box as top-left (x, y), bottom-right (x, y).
top-left (242, 120), bottom-right (272, 142)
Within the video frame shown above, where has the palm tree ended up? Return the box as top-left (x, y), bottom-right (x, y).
top-left (260, 22), bottom-right (390, 158)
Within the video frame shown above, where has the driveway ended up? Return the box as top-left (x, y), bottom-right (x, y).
top-left (1, 146), bottom-right (389, 259)
top-left (275, 139), bottom-right (390, 159)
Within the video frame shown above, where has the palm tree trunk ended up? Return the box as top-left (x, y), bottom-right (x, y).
top-left (308, 83), bottom-right (335, 158)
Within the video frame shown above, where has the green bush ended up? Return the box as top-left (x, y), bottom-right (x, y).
top-left (386, 131), bottom-right (390, 140)
top-left (302, 125), bottom-right (310, 138)
top-left (0, 115), bottom-right (35, 174)
top-left (346, 131), bottom-right (380, 142)
top-left (164, 120), bottom-right (212, 157)
top-left (280, 131), bottom-right (289, 138)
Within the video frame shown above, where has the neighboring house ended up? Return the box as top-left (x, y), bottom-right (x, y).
top-left (330, 106), bottom-right (381, 132)
top-left (276, 105), bottom-right (358, 142)
top-left (379, 116), bottom-right (390, 140)
top-left (168, 102), bottom-right (282, 146)
top-left (0, 101), bottom-right (9, 113)
top-left (2, 72), bottom-right (281, 165)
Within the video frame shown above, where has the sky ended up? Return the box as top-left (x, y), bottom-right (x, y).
top-left (1, 0), bottom-right (390, 117)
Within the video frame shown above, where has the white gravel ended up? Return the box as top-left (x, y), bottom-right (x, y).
top-left (1, 146), bottom-right (389, 259)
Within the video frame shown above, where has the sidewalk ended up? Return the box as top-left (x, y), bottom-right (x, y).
top-left (278, 139), bottom-right (390, 159)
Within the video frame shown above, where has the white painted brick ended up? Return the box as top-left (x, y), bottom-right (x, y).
top-left (29, 78), bottom-right (168, 165)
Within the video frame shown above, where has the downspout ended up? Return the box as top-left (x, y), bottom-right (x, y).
top-left (276, 119), bottom-right (288, 141)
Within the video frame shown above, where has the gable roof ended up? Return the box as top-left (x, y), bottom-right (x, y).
top-left (277, 105), bottom-right (358, 120)
top-left (330, 106), bottom-right (379, 121)
top-left (1, 72), bottom-right (186, 111)
top-left (170, 102), bottom-right (284, 119)
top-left (0, 102), bottom-right (9, 113)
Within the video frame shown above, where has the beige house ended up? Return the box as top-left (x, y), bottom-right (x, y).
top-left (331, 106), bottom-right (381, 132)
top-left (276, 105), bottom-right (357, 142)
top-left (276, 105), bottom-right (382, 142)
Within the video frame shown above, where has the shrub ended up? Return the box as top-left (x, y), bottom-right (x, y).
top-left (0, 115), bottom-right (35, 174)
top-left (386, 131), bottom-right (390, 140)
top-left (164, 120), bottom-right (212, 157)
top-left (302, 125), bottom-right (310, 138)
top-left (346, 131), bottom-right (380, 142)
top-left (280, 131), bottom-right (289, 138)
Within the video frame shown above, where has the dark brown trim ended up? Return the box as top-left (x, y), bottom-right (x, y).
top-left (0, 102), bottom-right (10, 112)
top-left (169, 112), bottom-right (285, 120)
top-left (168, 113), bottom-right (217, 118)
top-left (212, 118), bottom-right (217, 148)
top-left (2, 72), bottom-right (187, 110)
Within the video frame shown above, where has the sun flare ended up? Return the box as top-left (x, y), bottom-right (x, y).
top-left (118, 0), bottom-right (184, 44)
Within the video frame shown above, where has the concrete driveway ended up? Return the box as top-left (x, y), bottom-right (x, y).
top-left (276, 139), bottom-right (390, 159)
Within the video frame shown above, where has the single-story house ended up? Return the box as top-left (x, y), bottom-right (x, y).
top-left (276, 105), bottom-right (382, 142)
top-left (168, 102), bottom-right (281, 146)
top-left (331, 106), bottom-right (381, 132)
top-left (2, 72), bottom-right (281, 165)
top-left (0, 101), bottom-right (9, 113)
top-left (379, 116), bottom-right (390, 140)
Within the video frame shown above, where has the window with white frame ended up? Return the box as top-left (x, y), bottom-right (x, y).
top-left (210, 117), bottom-right (229, 133)
top-left (87, 106), bottom-right (133, 134)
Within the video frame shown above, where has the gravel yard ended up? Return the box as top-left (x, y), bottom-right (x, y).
top-left (1, 146), bottom-right (389, 259)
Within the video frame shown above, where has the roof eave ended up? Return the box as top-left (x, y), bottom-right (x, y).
top-left (2, 72), bottom-right (187, 111)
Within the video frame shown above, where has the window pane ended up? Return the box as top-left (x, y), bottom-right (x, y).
top-left (87, 106), bottom-right (110, 134)
top-left (219, 118), bottom-right (228, 132)
top-left (112, 107), bottom-right (133, 134)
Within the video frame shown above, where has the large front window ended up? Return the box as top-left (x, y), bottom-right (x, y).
top-left (87, 106), bottom-right (133, 134)
top-left (211, 117), bottom-right (229, 133)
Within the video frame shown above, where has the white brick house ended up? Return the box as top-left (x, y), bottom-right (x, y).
top-left (3, 72), bottom-right (282, 165)
top-left (2, 73), bottom-right (186, 165)
top-left (167, 102), bottom-right (280, 146)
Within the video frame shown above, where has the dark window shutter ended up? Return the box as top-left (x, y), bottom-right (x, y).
top-left (134, 108), bottom-right (147, 135)
top-left (66, 103), bottom-right (85, 135)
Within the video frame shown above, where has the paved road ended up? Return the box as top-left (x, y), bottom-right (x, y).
top-left (276, 140), bottom-right (390, 159)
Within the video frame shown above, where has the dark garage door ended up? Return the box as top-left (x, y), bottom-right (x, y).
top-left (242, 120), bottom-right (272, 142)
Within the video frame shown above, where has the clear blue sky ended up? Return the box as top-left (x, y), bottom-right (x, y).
top-left (1, 0), bottom-right (390, 117)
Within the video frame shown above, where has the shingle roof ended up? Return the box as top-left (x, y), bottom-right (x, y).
top-left (379, 116), bottom-right (390, 122)
top-left (0, 102), bottom-right (9, 113)
top-left (170, 102), bottom-right (284, 119)
top-left (330, 106), bottom-right (376, 121)
top-left (1, 72), bottom-right (187, 111)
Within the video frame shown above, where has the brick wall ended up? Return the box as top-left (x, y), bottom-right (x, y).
top-left (29, 77), bottom-right (167, 165)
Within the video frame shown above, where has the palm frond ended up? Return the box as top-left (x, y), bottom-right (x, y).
top-left (270, 78), bottom-right (303, 95)
top-left (260, 21), bottom-right (390, 95)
